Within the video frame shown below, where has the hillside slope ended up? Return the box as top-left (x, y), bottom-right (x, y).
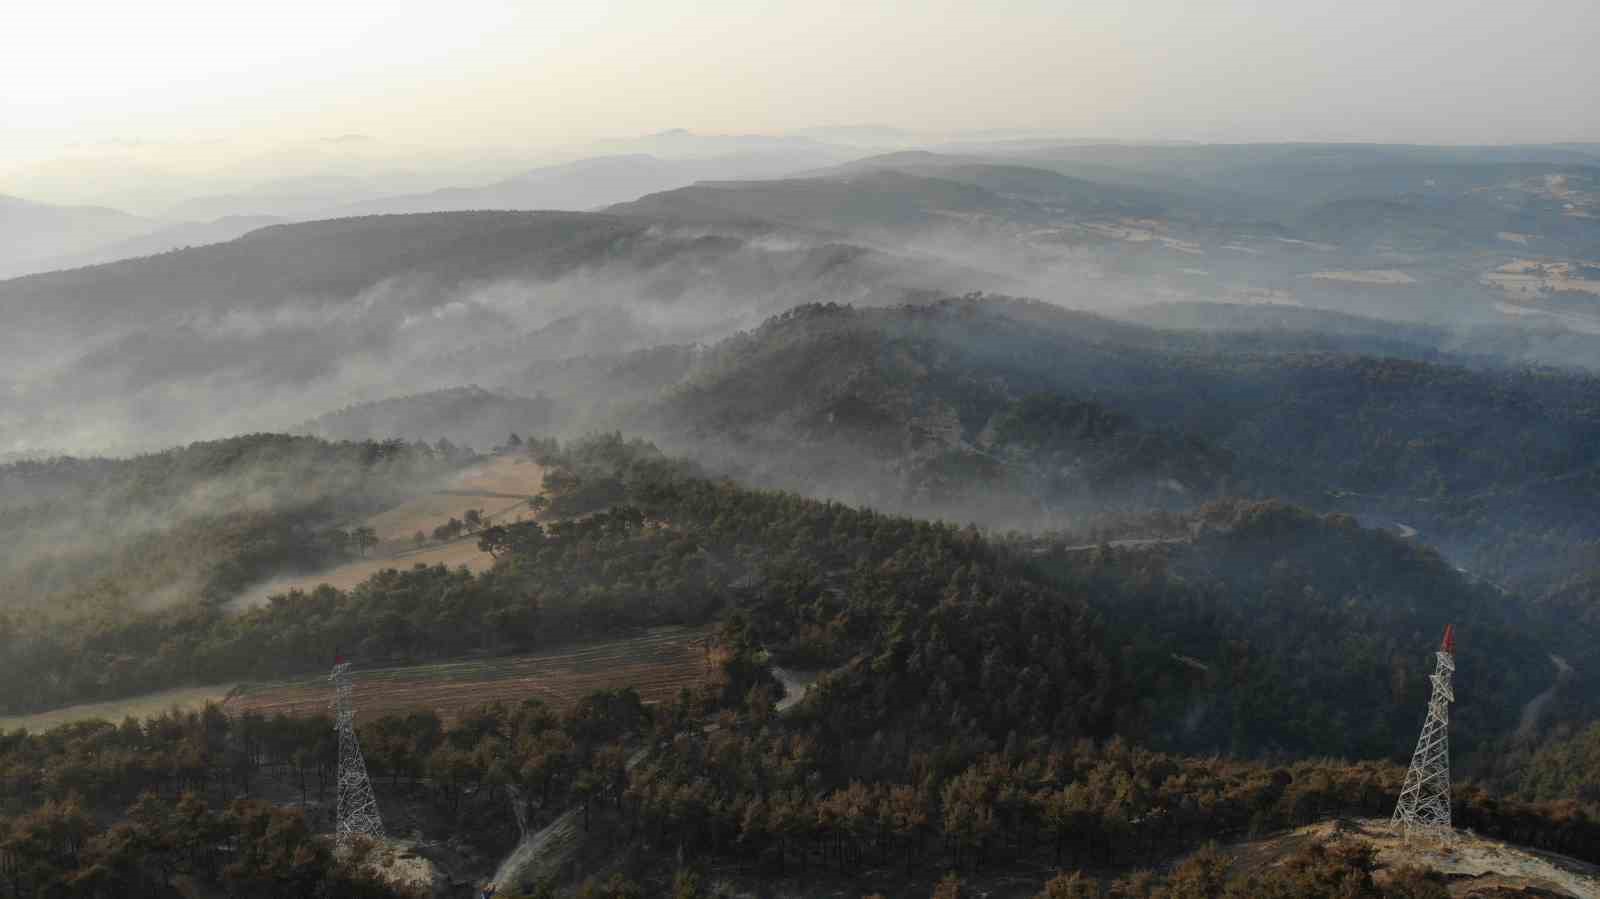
top-left (0, 211), bottom-right (983, 453)
top-left (1222, 819), bottom-right (1600, 898)
top-left (595, 298), bottom-right (1600, 588)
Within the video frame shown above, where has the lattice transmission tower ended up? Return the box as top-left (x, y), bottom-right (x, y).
top-left (332, 657), bottom-right (385, 847)
top-left (1392, 625), bottom-right (1456, 841)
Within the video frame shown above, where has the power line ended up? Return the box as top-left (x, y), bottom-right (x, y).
top-left (1392, 624), bottom-right (1455, 841)
top-left (332, 658), bottom-right (385, 848)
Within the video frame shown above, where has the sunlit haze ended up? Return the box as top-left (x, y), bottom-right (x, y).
top-left (4, 0), bottom-right (1600, 893)
top-left (7, 0), bottom-right (1600, 174)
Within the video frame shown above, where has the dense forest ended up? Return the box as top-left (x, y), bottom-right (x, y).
top-left (7, 109), bottom-right (1600, 898)
top-left (617, 298), bottom-right (1600, 609)
top-left (1, 432), bottom-right (1596, 895)
top-left (7, 694), bottom-right (1590, 899)
top-left (9, 434), bottom-right (1585, 761)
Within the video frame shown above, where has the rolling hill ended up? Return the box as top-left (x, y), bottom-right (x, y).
top-left (612, 144), bottom-right (1600, 328)
top-left (29, 214), bottom-right (285, 270)
top-left (0, 210), bottom-right (987, 454)
top-left (328, 151), bottom-right (835, 217)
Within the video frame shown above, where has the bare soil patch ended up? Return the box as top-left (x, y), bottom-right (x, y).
top-left (224, 627), bottom-right (713, 724)
top-left (1225, 819), bottom-right (1600, 898)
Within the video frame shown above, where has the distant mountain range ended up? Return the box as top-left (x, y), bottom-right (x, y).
top-left (0, 142), bottom-right (851, 279)
top-left (0, 194), bottom-right (155, 278)
top-left (325, 151), bottom-right (844, 217)
top-left (25, 214), bottom-right (285, 272)
top-left (6, 139), bottom-right (1600, 456)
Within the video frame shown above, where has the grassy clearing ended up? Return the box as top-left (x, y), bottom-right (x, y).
top-left (0, 684), bottom-right (238, 733)
top-left (446, 455), bottom-right (547, 496)
top-left (361, 494), bottom-right (525, 552)
top-left (224, 626), bottom-right (713, 724)
top-left (263, 539), bottom-right (497, 594)
top-left (362, 455), bottom-right (546, 555)
top-left (237, 455), bottom-right (547, 604)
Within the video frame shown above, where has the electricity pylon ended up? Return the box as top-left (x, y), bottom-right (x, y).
top-left (332, 657), bottom-right (385, 847)
top-left (1392, 625), bottom-right (1455, 841)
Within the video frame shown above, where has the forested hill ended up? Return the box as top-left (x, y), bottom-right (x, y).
top-left (530, 438), bottom-right (1593, 764)
top-left (0, 213), bottom-right (637, 338)
top-left (0, 210), bottom-right (1000, 455)
top-left (1031, 499), bottom-right (1574, 761)
top-left (622, 297), bottom-right (1600, 593)
top-left (297, 386), bottom-right (556, 450)
top-left (608, 168), bottom-right (1074, 233)
top-left (1122, 300), bottom-right (1600, 372)
top-left (0, 210), bottom-right (974, 345)
top-left (24, 434), bottom-right (1571, 763)
top-left (0, 436), bottom-right (1595, 896)
top-left (0, 435), bottom-right (461, 712)
top-left (642, 302), bottom-right (1235, 526)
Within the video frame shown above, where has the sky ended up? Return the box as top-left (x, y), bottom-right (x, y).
top-left (4, 0), bottom-right (1599, 172)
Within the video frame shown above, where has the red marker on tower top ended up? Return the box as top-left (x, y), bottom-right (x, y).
top-left (1440, 624), bottom-right (1455, 655)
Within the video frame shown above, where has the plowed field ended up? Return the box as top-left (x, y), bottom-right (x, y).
top-left (223, 627), bottom-right (712, 723)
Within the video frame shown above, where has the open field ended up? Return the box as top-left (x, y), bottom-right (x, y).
top-left (0, 684), bottom-right (237, 733)
top-left (447, 455), bottom-right (547, 496)
top-left (361, 493), bottom-right (526, 554)
top-left (236, 454), bottom-right (547, 604)
top-left (262, 540), bottom-right (497, 594)
top-left (363, 454), bottom-right (547, 553)
top-left (224, 626), bottom-right (713, 723)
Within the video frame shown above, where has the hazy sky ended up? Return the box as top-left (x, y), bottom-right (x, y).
top-left (5, 0), bottom-right (1599, 167)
